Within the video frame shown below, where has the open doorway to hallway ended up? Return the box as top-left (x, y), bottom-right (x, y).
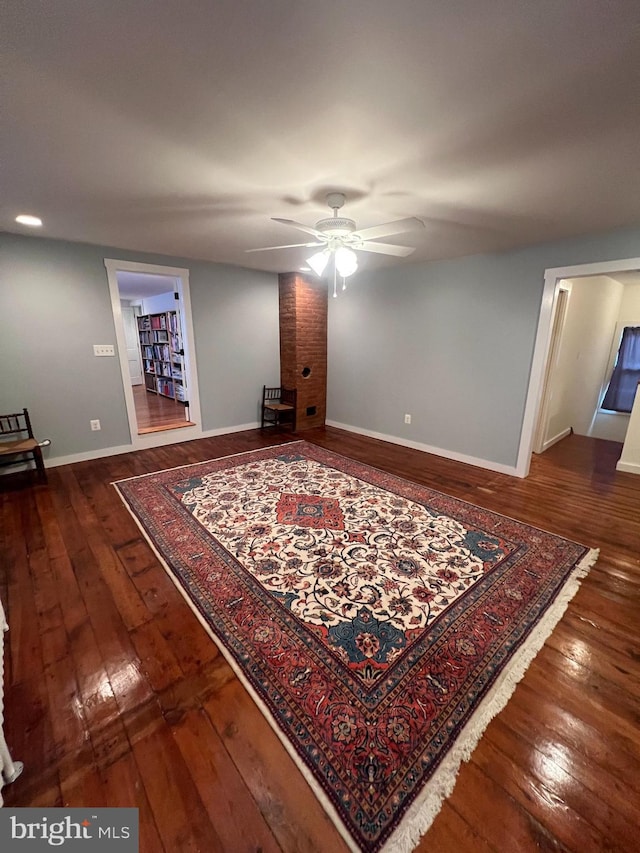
top-left (519, 255), bottom-right (640, 479)
top-left (117, 271), bottom-right (195, 435)
top-left (533, 271), bottom-right (640, 453)
top-left (105, 258), bottom-right (202, 451)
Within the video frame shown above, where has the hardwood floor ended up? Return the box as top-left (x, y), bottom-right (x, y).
top-left (1, 428), bottom-right (638, 852)
top-left (132, 385), bottom-right (194, 434)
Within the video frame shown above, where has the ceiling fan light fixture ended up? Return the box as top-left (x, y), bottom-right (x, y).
top-left (250, 193), bottom-right (423, 296)
top-left (15, 213), bottom-right (43, 227)
top-left (307, 250), bottom-right (329, 277)
top-left (335, 246), bottom-right (358, 277)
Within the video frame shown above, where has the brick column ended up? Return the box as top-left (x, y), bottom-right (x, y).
top-left (278, 272), bottom-right (327, 430)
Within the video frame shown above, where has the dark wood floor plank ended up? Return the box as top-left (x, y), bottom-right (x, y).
top-left (60, 764), bottom-right (108, 809)
top-left (155, 657), bottom-right (235, 726)
top-left (511, 678), bottom-right (640, 795)
top-left (532, 645), bottom-right (640, 739)
top-left (131, 723), bottom-right (226, 852)
top-left (4, 493), bottom-right (45, 687)
top-left (497, 697), bottom-right (640, 832)
top-left (446, 760), bottom-right (569, 852)
top-left (101, 752), bottom-right (165, 853)
top-left (66, 616), bottom-right (131, 771)
top-left (205, 679), bottom-right (350, 853)
top-left (48, 472), bottom-right (156, 720)
top-left (2, 677), bottom-right (58, 804)
top-left (173, 707), bottom-right (282, 853)
top-left (1, 428), bottom-right (638, 851)
top-left (416, 800), bottom-right (498, 852)
top-left (128, 620), bottom-right (185, 694)
top-left (480, 717), bottom-right (633, 851)
top-left (546, 620), bottom-right (640, 697)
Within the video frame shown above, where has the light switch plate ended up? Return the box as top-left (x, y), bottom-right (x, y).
top-left (93, 344), bottom-right (115, 356)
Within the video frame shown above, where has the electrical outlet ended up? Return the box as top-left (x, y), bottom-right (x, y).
top-left (93, 344), bottom-right (115, 356)
top-left (90, 419), bottom-right (101, 431)
top-left (404, 413), bottom-right (412, 424)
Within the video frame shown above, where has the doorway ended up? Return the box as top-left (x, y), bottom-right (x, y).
top-left (517, 255), bottom-right (640, 478)
top-left (105, 259), bottom-right (203, 452)
top-left (117, 272), bottom-right (194, 434)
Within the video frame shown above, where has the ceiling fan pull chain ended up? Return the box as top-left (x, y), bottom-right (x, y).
top-left (342, 277), bottom-right (347, 291)
top-left (333, 264), bottom-right (338, 298)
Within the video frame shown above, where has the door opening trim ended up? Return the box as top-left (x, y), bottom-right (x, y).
top-left (517, 255), bottom-right (640, 478)
top-left (104, 258), bottom-right (204, 452)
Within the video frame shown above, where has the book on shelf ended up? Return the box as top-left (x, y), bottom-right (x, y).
top-left (138, 309), bottom-right (185, 403)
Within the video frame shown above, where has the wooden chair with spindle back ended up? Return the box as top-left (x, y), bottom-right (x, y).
top-left (0, 408), bottom-right (47, 482)
top-left (261, 386), bottom-right (297, 432)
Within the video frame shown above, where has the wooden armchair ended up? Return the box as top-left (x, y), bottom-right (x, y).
top-left (261, 386), bottom-right (297, 432)
top-left (0, 409), bottom-right (47, 481)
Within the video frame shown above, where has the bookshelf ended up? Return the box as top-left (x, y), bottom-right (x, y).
top-left (137, 311), bottom-right (186, 403)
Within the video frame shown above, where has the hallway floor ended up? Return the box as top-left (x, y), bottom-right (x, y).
top-left (132, 385), bottom-right (193, 434)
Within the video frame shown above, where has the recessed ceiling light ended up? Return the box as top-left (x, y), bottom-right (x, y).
top-left (299, 266), bottom-right (311, 272)
top-left (15, 214), bottom-right (43, 227)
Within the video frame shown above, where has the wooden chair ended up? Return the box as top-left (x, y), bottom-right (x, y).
top-left (261, 386), bottom-right (297, 432)
top-left (0, 409), bottom-right (47, 481)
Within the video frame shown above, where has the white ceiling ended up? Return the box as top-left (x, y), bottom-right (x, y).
top-left (2, 1), bottom-right (639, 274)
top-left (117, 272), bottom-right (179, 300)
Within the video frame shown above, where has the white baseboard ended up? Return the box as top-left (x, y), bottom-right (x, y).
top-left (542, 427), bottom-right (572, 453)
top-left (8, 420), bottom-right (521, 478)
top-left (200, 421), bottom-right (260, 438)
top-left (325, 420), bottom-right (520, 477)
top-left (616, 459), bottom-right (640, 475)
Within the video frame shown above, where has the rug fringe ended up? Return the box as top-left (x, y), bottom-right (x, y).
top-left (381, 546), bottom-right (598, 853)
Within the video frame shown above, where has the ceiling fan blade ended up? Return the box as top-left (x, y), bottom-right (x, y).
top-left (354, 217), bottom-right (425, 241)
top-left (357, 242), bottom-right (416, 257)
top-left (272, 217), bottom-right (325, 239)
top-left (245, 241), bottom-right (324, 253)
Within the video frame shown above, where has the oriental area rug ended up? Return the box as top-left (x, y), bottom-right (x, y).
top-left (114, 441), bottom-right (597, 853)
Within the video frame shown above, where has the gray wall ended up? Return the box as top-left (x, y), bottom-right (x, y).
top-left (327, 225), bottom-right (640, 468)
top-left (3, 224), bottom-right (639, 471)
top-left (140, 291), bottom-right (176, 314)
top-left (0, 232), bottom-right (279, 460)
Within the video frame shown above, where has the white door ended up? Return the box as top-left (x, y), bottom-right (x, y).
top-left (172, 285), bottom-right (190, 418)
top-left (122, 307), bottom-right (143, 385)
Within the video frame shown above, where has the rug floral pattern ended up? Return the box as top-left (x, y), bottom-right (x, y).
top-left (115, 442), bottom-right (591, 852)
top-left (175, 454), bottom-right (512, 686)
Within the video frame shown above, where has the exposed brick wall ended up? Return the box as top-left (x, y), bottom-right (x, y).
top-left (278, 273), bottom-right (328, 430)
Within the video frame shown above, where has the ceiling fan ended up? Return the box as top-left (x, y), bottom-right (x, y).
top-left (247, 193), bottom-right (425, 296)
